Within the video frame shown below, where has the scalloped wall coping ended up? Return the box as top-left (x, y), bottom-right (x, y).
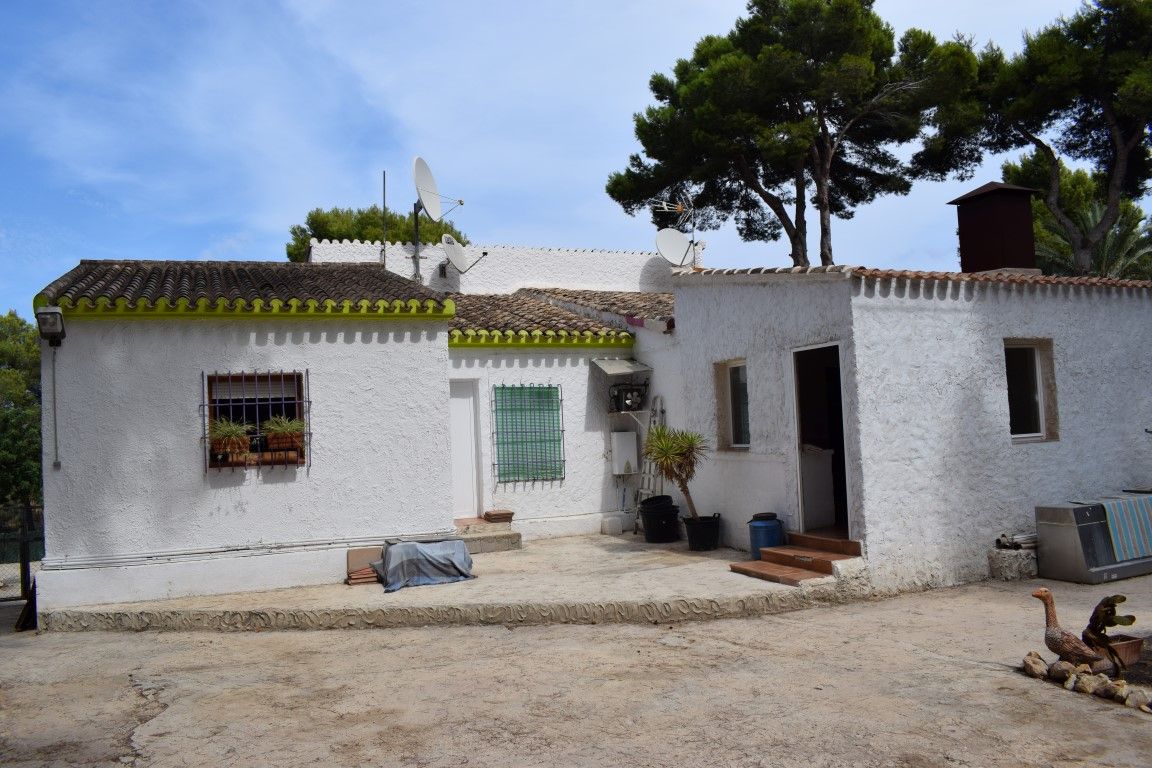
top-left (674, 265), bottom-right (1152, 294)
top-left (310, 238), bottom-right (657, 256)
top-left (34, 293), bottom-right (456, 321)
top-left (449, 328), bottom-right (632, 348)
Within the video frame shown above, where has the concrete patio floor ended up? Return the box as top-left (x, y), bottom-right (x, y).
top-left (39, 534), bottom-right (868, 632)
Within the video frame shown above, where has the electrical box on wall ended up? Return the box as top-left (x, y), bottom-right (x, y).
top-left (610, 431), bottom-right (638, 475)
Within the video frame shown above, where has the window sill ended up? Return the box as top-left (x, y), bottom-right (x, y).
top-left (210, 451), bottom-right (306, 469)
top-left (1010, 435), bottom-right (1058, 445)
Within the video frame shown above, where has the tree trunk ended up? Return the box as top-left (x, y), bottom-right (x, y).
top-left (736, 156), bottom-right (808, 267)
top-left (677, 480), bottom-right (699, 519)
top-left (791, 170), bottom-right (809, 267)
top-left (816, 180), bottom-right (834, 266)
top-left (1025, 123), bottom-right (1137, 275)
top-left (812, 131), bottom-right (835, 266)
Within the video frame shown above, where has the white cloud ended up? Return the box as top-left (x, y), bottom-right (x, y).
top-left (0, 0), bottom-right (1117, 288)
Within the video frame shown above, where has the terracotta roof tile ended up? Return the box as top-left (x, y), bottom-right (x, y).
top-left (684, 265), bottom-right (1152, 291)
top-left (519, 288), bottom-right (674, 320)
top-left (38, 260), bottom-right (446, 308)
top-left (449, 293), bottom-right (622, 334)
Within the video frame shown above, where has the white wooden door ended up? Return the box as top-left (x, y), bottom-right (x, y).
top-left (449, 380), bottom-right (481, 517)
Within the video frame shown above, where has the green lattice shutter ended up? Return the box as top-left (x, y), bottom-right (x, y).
top-left (493, 385), bottom-right (565, 482)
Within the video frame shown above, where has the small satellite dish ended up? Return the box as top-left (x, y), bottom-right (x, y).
top-left (441, 234), bottom-right (484, 274)
top-left (655, 228), bottom-right (694, 267)
top-left (413, 156), bottom-right (442, 222)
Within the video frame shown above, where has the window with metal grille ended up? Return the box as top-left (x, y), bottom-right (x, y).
top-left (492, 384), bottom-right (564, 482)
top-left (201, 371), bottom-right (311, 470)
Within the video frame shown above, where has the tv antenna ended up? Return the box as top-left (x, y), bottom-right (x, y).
top-left (411, 156), bottom-right (463, 283)
top-left (441, 233), bottom-right (484, 274)
top-left (650, 195), bottom-right (703, 267)
top-left (648, 194), bottom-right (694, 230)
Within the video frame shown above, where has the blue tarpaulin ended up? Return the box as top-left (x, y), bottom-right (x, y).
top-left (371, 539), bottom-right (475, 593)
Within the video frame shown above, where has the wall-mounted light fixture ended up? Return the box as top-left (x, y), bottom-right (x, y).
top-left (35, 306), bottom-right (66, 347)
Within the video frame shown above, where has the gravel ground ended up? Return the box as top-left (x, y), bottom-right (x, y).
top-left (2, 576), bottom-right (1151, 767)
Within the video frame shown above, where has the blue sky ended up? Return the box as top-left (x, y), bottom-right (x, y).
top-left (0, 0), bottom-right (1090, 319)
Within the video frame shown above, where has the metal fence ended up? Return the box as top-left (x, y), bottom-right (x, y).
top-left (0, 503), bottom-right (43, 601)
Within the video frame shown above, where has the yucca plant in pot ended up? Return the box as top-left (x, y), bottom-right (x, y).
top-left (209, 418), bottom-right (253, 464)
top-left (643, 425), bottom-right (717, 550)
top-left (262, 415), bottom-right (306, 452)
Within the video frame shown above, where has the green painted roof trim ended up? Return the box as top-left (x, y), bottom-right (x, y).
top-left (33, 293), bottom-right (456, 321)
top-left (449, 328), bottom-right (633, 348)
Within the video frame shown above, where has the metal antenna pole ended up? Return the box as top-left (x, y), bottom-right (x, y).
top-left (387, 169), bottom-right (391, 265)
top-left (412, 201), bottom-right (423, 283)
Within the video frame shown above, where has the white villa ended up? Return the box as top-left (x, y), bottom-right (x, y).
top-left (33, 184), bottom-right (1152, 609)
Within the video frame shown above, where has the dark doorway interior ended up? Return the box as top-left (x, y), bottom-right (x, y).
top-left (794, 345), bottom-right (848, 537)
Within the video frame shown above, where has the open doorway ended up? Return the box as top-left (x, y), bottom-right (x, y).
top-left (794, 345), bottom-right (848, 538)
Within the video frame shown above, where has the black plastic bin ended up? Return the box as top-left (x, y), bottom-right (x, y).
top-left (639, 496), bottom-right (681, 543)
top-left (683, 513), bottom-right (720, 551)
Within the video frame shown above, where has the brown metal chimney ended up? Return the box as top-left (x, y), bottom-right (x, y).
top-left (947, 182), bottom-right (1038, 273)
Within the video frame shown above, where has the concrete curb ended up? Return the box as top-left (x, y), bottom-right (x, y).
top-left (38, 582), bottom-right (873, 632)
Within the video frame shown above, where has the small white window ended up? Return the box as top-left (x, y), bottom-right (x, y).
top-left (1004, 340), bottom-right (1058, 441)
top-left (715, 360), bottom-right (750, 450)
top-left (728, 363), bottom-right (750, 447)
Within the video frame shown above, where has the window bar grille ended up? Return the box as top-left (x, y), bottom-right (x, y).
top-left (304, 369), bottom-right (311, 469)
top-left (202, 370), bottom-right (310, 472)
top-left (492, 384), bottom-right (565, 483)
top-left (200, 371), bottom-right (208, 474)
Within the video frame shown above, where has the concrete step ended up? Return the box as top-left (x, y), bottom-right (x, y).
top-left (729, 559), bottom-right (828, 587)
top-left (456, 530), bottom-right (521, 555)
top-left (787, 532), bottom-right (862, 557)
top-left (759, 545), bottom-right (854, 575)
top-left (454, 518), bottom-right (512, 535)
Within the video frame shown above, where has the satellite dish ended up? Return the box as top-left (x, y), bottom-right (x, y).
top-left (655, 228), bottom-right (694, 267)
top-left (413, 156), bottom-right (443, 222)
top-left (441, 234), bottom-right (484, 274)
top-left (409, 156), bottom-right (464, 283)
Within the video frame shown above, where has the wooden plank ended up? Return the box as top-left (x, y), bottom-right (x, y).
top-left (786, 532), bottom-right (862, 556)
top-left (758, 546), bottom-right (852, 574)
top-left (729, 560), bottom-right (826, 587)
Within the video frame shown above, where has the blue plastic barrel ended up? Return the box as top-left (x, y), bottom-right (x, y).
top-left (748, 513), bottom-right (784, 559)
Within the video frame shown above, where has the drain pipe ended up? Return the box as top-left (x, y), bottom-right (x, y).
top-left (51, 347), bottom-right (60, 469)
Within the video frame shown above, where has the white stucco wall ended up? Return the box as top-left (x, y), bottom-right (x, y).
top-left (851, 279), bottom-right (1152, 591)
top-left (669, 274), bottom-right (859, 554)
top-left (38, 318), bottom-right (452, 608)
top-left (449, 349), bottom-right (630, 538)
top-left (613, 324), bottom-right (685, 502)
top-left (309, 239), bottom-right (674, 294)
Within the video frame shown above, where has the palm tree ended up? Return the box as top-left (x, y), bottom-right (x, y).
top-left (1037, 201), bottom-right (1152, 279)
top-left (643, 425), bottom-right (709, 519)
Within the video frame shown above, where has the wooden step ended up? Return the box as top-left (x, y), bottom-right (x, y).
top-left (786, 532), bottom-right (862, 557)
top-left (759, 545), bottom-right (853, 575)
top-left (729, 560), bottom-right (827, 586)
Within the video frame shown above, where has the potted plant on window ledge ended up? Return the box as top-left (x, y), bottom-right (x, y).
top-left (262, 415), bottom-right (306, 463)
top-left (209, 418), bottom-right (253, 466)
top-left (643, 425), bottom-right (718, 550)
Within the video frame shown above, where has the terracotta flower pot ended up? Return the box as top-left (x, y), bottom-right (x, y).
top-left (266, 432), bottom-right (303, 451)
top-left (1105, 635), bottom-right (1145, 667)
